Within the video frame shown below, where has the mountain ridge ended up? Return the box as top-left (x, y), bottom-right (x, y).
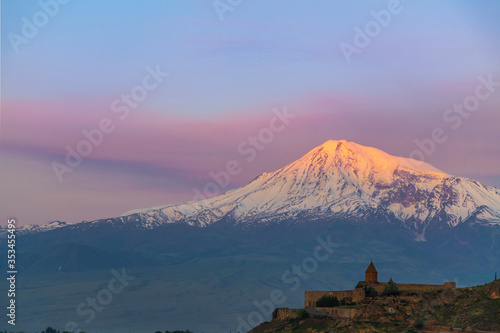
top-left (7, 140), bottom-right (500, 238)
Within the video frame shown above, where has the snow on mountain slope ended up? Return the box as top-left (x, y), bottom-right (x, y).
top-left (0, 221), bottom-right (71, 235)
top-left (122, 140), bottom-right (500, 234)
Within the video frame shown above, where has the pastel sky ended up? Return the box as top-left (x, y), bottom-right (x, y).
top-left (1, 0), bottom-right (500, 226)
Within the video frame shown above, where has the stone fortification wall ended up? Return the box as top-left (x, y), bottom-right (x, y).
top-left (314, 307), bottom-right (359, 319)
top-left (397, 282), bottom-right (455, 291)
top-left (305, 289), bottom-right (365, 307)
top-left (272, 308), bottom-right (297, 320)
top-left (304, 291), bottom-right (330, 307)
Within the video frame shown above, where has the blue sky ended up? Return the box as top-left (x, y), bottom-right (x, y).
top-left (4, 0), bottom-right (499, 113)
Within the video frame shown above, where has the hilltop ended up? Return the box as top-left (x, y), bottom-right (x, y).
top-left (251, 280), bottom-right (500, 333)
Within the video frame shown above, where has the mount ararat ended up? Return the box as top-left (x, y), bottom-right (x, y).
top-left (4, 140), bottom-right (500, 333)
top-left (121, 140), bottom-right (500, 237)
top-left (10, 140), bottom-right (500, 239)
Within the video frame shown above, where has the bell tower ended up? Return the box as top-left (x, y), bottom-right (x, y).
top-left (365, 261), bottom-right (378, 284)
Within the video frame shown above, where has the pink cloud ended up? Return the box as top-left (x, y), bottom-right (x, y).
top-left (4, 91), bottom-right (499, 180)
top-left (2, 91), bottom-right (499, 226)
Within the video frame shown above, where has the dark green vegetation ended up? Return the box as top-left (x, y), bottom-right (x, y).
top-left (364, 285), bottom-right (378, 297)
top-left (316, 295), bottom-right (340, 307)
top-left (412, 318), bottom-right (426, 329)
top-left (295, 309), bottom-right (309, 319)
top-left (383, 282), bottom-right (400, 296)
top-left (1, 218), bottom-right (499, 332)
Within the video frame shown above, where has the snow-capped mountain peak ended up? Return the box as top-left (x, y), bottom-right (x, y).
top-left (121, 140), bottom-right (500, 236)
top-left (305, 140), bottom-right (447, 178)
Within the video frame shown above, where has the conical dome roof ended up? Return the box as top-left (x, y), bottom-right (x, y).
top-left (365, 261), bottom-right (377, 274)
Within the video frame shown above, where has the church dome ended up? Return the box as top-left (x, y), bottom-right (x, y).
top-left (365, 261), bottom-right (377, 273)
